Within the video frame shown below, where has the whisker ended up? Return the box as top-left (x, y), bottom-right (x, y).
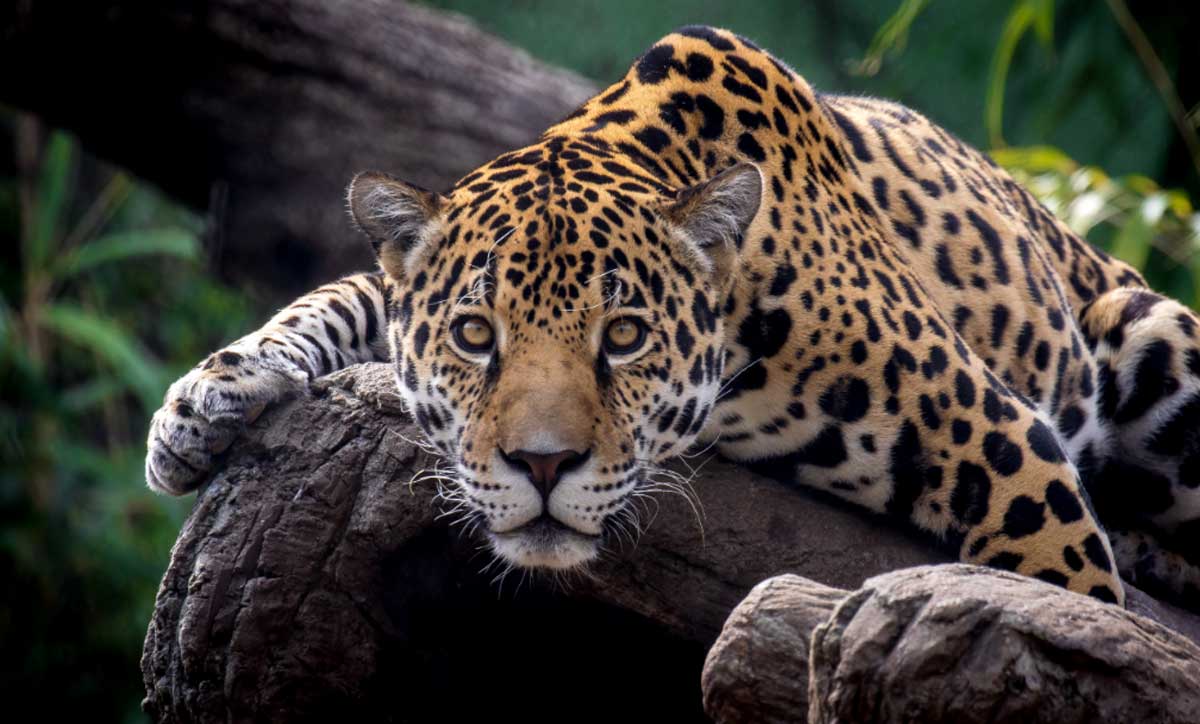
top-left (563, 277), bottom-right (624, 314)
top-left (633, 457), bottom-right (707, 544)
top-left (716, 357), bottom-right (765, 400)
top-left (679, 432), bottom-right (722, 459)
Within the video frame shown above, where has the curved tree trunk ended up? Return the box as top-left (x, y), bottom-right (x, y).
top-left (0, 0), bottom-right (597, 296)
top-left (141, 363), bottom-right (1200, 722)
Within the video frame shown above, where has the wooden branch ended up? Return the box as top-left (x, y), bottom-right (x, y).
top-left (1, 0), bottom-right (598, 295)
top-left (703, 567), bottom-right (1200, 724)
top-left (141, 363), bottom-right (1200, 721)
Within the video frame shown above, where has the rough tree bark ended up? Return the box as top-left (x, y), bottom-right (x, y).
top-left (141, 363), bottom-right (1200, 722)
top-left (703, 568), bottom-right (1200, 724)
top-left (0, 0), bottom-right (597, 295)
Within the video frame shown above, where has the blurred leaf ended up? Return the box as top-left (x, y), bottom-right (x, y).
top-left (1030, 0), bottom-right (1054, 47)
top-left (1079, 166), bottom-right (1111, 188)
top-left (1140, 192), bottom-right (1169, 225)
top-left (54, 438), bottom-right (127, 481)
top-left (1109, 203), bottom-right (1155, 269)
top-left (27, 132), bottom-right (74, 272)
top-left (998, 141), bottom-right (1200, 299)
top-left (1166, 190), bottom-right (1194, 218)
top-left (59, 174), bottom-right (133, 255)
top-left (0, 293), bottom-right (12, 352)
top-left (1, 116), bottom-right (247, 722)
top-left (990, 145), bottom-right (1077, 174)
top-left (37, 303), bottom-right (165, 411)
top-left (1123, 174), bottom-right (1161, 196)
top-left (52, 229), bottom-right (199, 281)
top-left (987, 1), bottom-right (1043, 147)
top-left (59, 377), bottom-right (125, 412)
top-left (849, 0), bottom-right (931, 76)
top-left (1064, 189), bottom-right (1113, 236)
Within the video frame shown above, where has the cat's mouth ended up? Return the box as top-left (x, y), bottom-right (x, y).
top-left (487, 515), bottom-right (602, 570)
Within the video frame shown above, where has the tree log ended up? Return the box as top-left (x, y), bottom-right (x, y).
top-left (141, 363), bottom-right (1200, 722)
top-left (703, 567), bottom-right (1200, 724)
top-left (0, 0), bottom-right (597, 295)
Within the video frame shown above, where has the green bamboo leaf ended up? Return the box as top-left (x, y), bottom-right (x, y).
top-left (849, 0), bottom-right (932, 76)
top-left (1031, 0), bottom-right (1055, 47)
top-left (52, 229), bottom-right (199, 281)
top-left (27, 131), bottom-right (75, 272)
top-left (986, 2), bottom-right (1038, 147)
top-left (38, 303), bottom-right (165, 411)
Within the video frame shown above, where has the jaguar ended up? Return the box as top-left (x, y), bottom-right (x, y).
top-left (146, 25), bottom-right (1200, 609)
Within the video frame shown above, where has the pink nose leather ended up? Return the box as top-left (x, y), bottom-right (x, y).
top-left (504, 448), bottom-right (589, 499)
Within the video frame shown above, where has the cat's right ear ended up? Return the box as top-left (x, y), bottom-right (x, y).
top-left (347, 171), bottom-right (445, 279)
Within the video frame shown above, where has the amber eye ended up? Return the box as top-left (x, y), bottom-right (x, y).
top-left (603, 317), bottom-right (647, 356)
top-left (451, 315), bottom-right (495, 354)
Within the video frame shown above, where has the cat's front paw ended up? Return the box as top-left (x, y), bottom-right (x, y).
top-left (145, 351), bottom-right (304, 494)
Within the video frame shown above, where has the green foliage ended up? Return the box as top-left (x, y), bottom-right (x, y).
top-left (0, 124), bottom-right (252, 721)
top-left (850, 0), bottom-right (1056, 146)
top-left (985, 0), bottom-right (1055, 147)
top-left (431, 1), bottom-right (1190, 194)
top-left (38, 302), bottom-right (167, 411)
top-left (849, 0), bottom-right (1200, 306)
top-left (995, 146), bottom-right (1200, 305)
top-left (849, 0), bottom-right (932, 77)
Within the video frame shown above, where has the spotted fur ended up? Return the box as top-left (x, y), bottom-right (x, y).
top-left (147, 26), bottom-right (1200, 609)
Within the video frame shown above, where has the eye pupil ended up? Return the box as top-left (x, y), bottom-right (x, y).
top-left (604, 317), bottom-right (646, 355)
top-left (453, 315), bottom-right (494, 353)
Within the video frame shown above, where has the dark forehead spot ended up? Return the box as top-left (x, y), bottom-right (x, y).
top-left (678, 25), bottom-right (735, 51)
top-left (634, 126), bottom-right (672, 153)
top-left (737, 132), bottom-right (766, 162)
top-left (727, 54), bottom-right (768, 89)
top-left (685, 52), bottom-right (714, 81)
top-left (637, 44), bottom-right (676, 84)
top-left (586, 110), bottom-right (637, 132)
top-left (599, 80), bottom-right (631, 105)
top-left (722, 74), bottom-right (762, 103)
top-left (695, 95), bottom-right (725, 139)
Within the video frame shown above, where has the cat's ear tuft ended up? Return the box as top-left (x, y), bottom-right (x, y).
top-left (347, 171), bottom-right (445, 278)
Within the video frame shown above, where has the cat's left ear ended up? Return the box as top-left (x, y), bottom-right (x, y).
top-left (660, 162), bottom-right (762, 278)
